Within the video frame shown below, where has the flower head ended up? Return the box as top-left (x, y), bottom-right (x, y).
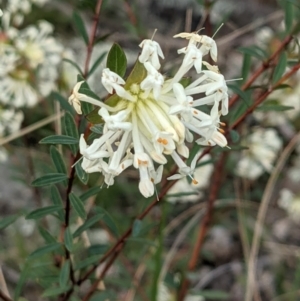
top-left (70, 31), bottom-right (229, 197)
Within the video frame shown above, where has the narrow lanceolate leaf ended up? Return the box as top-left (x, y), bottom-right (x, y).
top-left (132, 219), bottom-right (142, 238)
top-left (63, 58), bottom-right (83, 76)
top-left (29, 243), bottom-right (62, 259)
top-left (106, 43), bottom-right (127, 78)
top-left (26, 205), bottom-right (63, 220)
top-left (284, 0), bottom-right (294, 33)
top-left (80, 186), bottom-right (102, 202)
top-left (272, 52), bottom-right (287, 83)
top-left (241, 54), bottom-right (251, 84)
top-left (256, 104), bottom-right (294, 112)
top-left (42, 285), bottom-right (72, 297)
top-left (72, 11), bottom-right (89, 45)
top-left (73, 214), bottom-right (103, 238)
top-left (88, 52), bottom-right (107, 78)
top-left (64, 112), bottom-right (79, 139)
top-left (0, 214), bottom-right (19, 230)
top-left (51, 91), bottom-right (73, 113)
top-left (14, 261), bottom-right (31, 300)
top-left (38, 227), bottom-right (57, 244)
top-left (95, 207), bottom-right (119, 237)
top-left (238, 46), bottom-right (267, 60)
top-left (40, 135), bottom-right (79, 145)
top-left (69, 193), bottom-right (86, 219)
top-left (50, 186), bottom-right (65, 221)
top-left (75, 161), bottom-right (89, 184)
top-left (32, 173), bottom-right (68, 187)
top-left (64, 227), bottom-right (73, 252)
top-left (50, 146), bottom-right (67, 175)
top-left (59, 260), bottom-right (70, 288)
top-left (64, 112), bottom-right (79, 155)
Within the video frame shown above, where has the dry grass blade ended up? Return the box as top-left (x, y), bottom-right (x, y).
top-left (0, 112), bottom-right (64, 146)
top-left (245, 131), bottom-right (300, 301)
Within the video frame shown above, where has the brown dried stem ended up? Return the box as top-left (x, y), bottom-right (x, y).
top-left (177, 152), bottom-right (227, 301)
top-left (0, 290), bottom-right (12, 301)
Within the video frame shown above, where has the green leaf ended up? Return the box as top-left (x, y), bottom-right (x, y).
top-left (50, 146), bottom-right (67, 175)
top-left (29, 243), bottom-right (62, 259)
top-left (241, 54), bottom-right (251, 84)
top-left (238, 46), bottom-right (268, 60)
top-left (63, 58), bottom-right (83, 76)
top-left (0, 214), bottom-right (19, 230)
top-left (124, 59), bottom-right (147, 88)
top-left (85, 107), bottom-right (103, 124)
top-left (64, 112), bottom-right (79, 154)
top-left (272, 52), bottom-right (287, 83)
top-left (95, 207), bottom-right (119, 237)
top-left (72, 11), bottom-right (89, 45)
top-left (69, 193), bottom-right (86, 219)
top-left (106, 43), bottom-right (127, 78)
top-left (32, 173), bottom-right (68, 187)
top-left (38, 227), bottom-right (57, 244)
top-left (64, 112), bottom-right (79, 139)
top-left (256, 104), bottom-right (294, 112)
top-left (190, 290), bottom-right (230, 300)
top-left (26, 205), bottom-right (63, 220)
top-left (227, 84), bottom-right (251, 105)
top-left (50, 91), bottom-right (73, 113)
top-left (81, 101), bottom-right (94, 115)
top-left (42, 285), bottom-right (71, 297)
top-left (229, 130), bottom-right (240, 143)
top-left (73, 214), bottom-right (103, 238)
top-left (80, 186), bottom-right (102, 202)
top-left (50, 186), bottom-right (65, 221)
top-left (74, 255), bottom-right (101, 271)
top-left (64, 227), bottom-right (73, 252)
top-left (14, 261), bottom-right (31, 299)
top-left (75, 161), bottom-right (89, 184)
top-left (284, 0), bottom-right (294, 33)
top-left (40, 135), bottom-right (79, 145)
top-left (59, 260), bottom-right (70, 288)
top-left (88, 52), bottom-right (107, 78)
top-left (90, 124), bottom-right (104, 134)
top-left (132, 219), bottom-right (142, 238)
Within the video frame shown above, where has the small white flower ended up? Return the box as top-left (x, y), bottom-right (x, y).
top-left (139, 39), bottom-right (164, 70)
top-left (140, 62), bottom-right (164, 100)
top-left (68, 81), bottom-right (83, 114)
top-left (101, 68), bottom-right (134, 101)
top-left (236, 128), bottom-right (282, 180)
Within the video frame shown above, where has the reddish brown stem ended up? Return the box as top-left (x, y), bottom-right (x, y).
top-left (83, 0), bottom-right (103, 77)
top-left (177, 152), bottom-right (227, 301)
top-left (228, 35), bottom-right (293, 107)
top-left (230, 62), bottom-right (300, 130)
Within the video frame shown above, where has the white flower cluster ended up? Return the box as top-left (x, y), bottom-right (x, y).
top-left (0, 0), bottom-right (48, 26)
top-left (236, 128), bottom-right (282, 180)
top-left (69, 32), bottom-right (229, 198)
top-left (0, 18), bottom-right (64, 107)
top-left (278, 188), bottom-right (300, 223)
top-left (0, 1), bottom-right (76, 162)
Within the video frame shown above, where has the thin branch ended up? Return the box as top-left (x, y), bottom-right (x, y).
top-left (228, 35), bottom-right (293, 108)
top-left (230, 62), bottom-right (300, 129)
top-left (84, 0), bottom-right (103, 77)
top-left (177, 152), bottom-right (227, 301)
top-left (82, 243), bottom-right (124, 301)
